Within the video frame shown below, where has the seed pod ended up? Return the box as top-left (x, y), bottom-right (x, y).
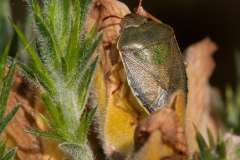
top-left (117, 13), bottom-right (188, 113)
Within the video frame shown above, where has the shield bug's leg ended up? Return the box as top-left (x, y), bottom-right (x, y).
top-left (130, 111), bottom-right (140, 126)
top-left (117, 79), bottom-right (141, 126)
top-left (101, 14), bottom-right (124, 46)
top-left (102, 15), bottom-right (124, 21)
top-left (112, 83), bottom-right (121, 94)
top-left (111, 62), bottom-right (123, 94)
top-left (101, 15), bottom-right (125, 93)
top-left (102, 14), bottom-right (124, 31)
top-left (111, 63), bottom-right (142, 125)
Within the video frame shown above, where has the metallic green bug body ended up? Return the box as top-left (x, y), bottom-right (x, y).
top-left (117, 13), bottom-right (187, 113)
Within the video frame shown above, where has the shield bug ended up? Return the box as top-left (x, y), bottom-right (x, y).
top-left (104, 4), bottom-right (188, 114)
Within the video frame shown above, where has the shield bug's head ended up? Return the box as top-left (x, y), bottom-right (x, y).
top-left (102, 0), bottom-right (148, 30)
top-left (103, 13), bottom-right (148, 30)
top-left (124, 13), bottom-right (147, 28)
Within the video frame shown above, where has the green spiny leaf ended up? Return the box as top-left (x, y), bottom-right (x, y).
top-left (61, 57), bottom-right (68, 77)
top-left (76, 33), bottom-right (103, 74)
top-left (0, 142), bottom-right (6, 157)
top-left (80, 23), bottom-right (98, 53)
top-left (25, 130), bottom-right (64, 141)
top-left (16, 62), bottom-right (36, 83)
top-left (0, 37), bottom-right (12, 88)
top-left (2, 147), bottom-right (17, 160)
top-left (65, 7), bottom-right (81, 75)
top-left (77, 107), bottom-right (97, 142)
top-left (59, 0), bottom-right (71, 48)
top-left (84, 106), bottom-right (97, 140)
top-left (77, 23), bottom-right (98, 61)
top-left (8, 31), bottom-right (19, 57)
top-left (59, 142), bottom-right (92, 160)
top-left (71, 25), bottom-right (100, 82)
top-left (196, 130), bottom-right (212, 159)
top-left (78, 0), bottom-right (90, 36)
top-left (56, 103), bottom-right (68, 128)
top-left (28, 62), bottom-right (56, 96)
top-left (78, 112), bottom-right (87, 142)
top-left (42, 92), bottom-right (62, 127)
top-left (10, 19), bottom-right (44, 71)
top-left (43, 0), bottom-right (56, 26)
top-left (0, 104), bottom-right (20, 135)
top-left (217, 140), bottom-right (226, 159)
top-left (29, 0), bottom-right (40, 14)
top-left (78, 56), bottom-right (99, 108)
top-left (33, 12), bottom-right (62, 70)
top-left (207, 128), bottom-right (215, 149)
top-left (38, 113), bottom-right (71, 141)
top-left (38, 112), bottom-right (56, 130)
top-left (14, 0), bottom-right (101, 158)
top-left (0, 61), bottom-right (16, 120)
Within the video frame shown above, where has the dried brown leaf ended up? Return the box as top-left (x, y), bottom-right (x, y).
top-left (88, 0), bottom-right (130, 77)
top-left (89, 0), bottom-right (140, 158)
top-left (3, 68), bottom-right (68, 160)
top-left (184, 37), bottom-right (220, 154)
top-left (89, 0), bottom-right (131, 138)
top-left (133, 91), bottom-right (188, 160)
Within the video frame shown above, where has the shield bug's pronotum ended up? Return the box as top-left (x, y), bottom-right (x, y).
top-left (104, 2), bottom-right (188, 114)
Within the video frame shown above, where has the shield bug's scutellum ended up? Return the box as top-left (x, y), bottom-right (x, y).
top-left (103, 0), bottom-right (188, 116)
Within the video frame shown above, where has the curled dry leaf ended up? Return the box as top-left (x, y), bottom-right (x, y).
top-left (132, 90), bottom-right (187, 160)
top-left (3, 68), bottom-right (68, 160)
top-left (184, 37), bottom-right (220, 154)
top-left (88, 0), bottom-right (131, 75)
top-left (89, 0), bottom-right (131, 128)
top-left (89, 0), bottom-right (150, 158)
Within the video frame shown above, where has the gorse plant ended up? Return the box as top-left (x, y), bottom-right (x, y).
top-left (196, 128), bottom-right (226, 160)
top-left (0, 38), bottom-right (20, 160)
top-left (11, 0), bottom-right (102, 159)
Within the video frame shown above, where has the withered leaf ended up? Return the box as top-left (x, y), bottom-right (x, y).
top-left (184, 37), bottom-right (220, 154)
top-left (133, 90), bottom-right (188, 160)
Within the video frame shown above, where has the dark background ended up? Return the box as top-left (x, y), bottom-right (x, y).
top-left (10, 0), bottom-right (240, 97)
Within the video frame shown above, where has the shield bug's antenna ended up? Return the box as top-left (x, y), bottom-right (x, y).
top-left (145, 11), bottom-right (162, 23)
top-left (102, 15), bottom-right (124, 21)
top-left (102, 15), bottom-right (125, 29)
